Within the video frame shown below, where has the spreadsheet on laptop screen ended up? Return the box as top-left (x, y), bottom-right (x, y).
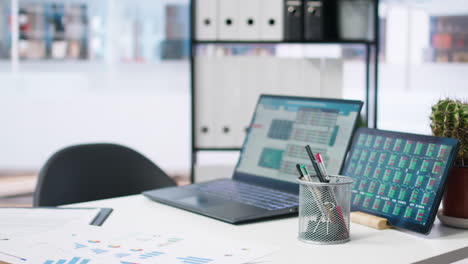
top-left (236, 96), bottom-right (362, 183)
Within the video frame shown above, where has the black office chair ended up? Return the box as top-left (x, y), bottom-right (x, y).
top-left (34, 143), bottom-right (176, 206)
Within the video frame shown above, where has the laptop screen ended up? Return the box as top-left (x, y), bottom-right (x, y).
top-left (235, 95), bottom-right (363, 184)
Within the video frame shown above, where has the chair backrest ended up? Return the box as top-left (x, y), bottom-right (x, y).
top-left (34, 143), bottom-right (176, 206)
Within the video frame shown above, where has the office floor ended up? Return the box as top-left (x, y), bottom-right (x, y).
top-left (0, 195), bottom-right (34, 207)
top-left (0, 171), bottom-right (37, 207)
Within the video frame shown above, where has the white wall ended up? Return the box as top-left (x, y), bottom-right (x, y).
top-left (0, 62), bottom-right (190, 173)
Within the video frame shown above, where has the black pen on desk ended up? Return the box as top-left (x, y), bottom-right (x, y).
top-left (305, 145), bottom-right (326, 183)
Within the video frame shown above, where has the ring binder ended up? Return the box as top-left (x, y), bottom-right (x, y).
top-left (304, 0), bottom-right (323, 41)
top-left (284, 0), bottom-right (303, 41)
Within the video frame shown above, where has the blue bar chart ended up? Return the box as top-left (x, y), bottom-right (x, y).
top-left (177, 256), bottom-right (214, 264)
top-left (139, 251), bottom-right (164, 259)
top-left (42, 257), bottom-right (91, 264)
top-left (90, 248), bottom-right (108, 254)
top-left (74, 243), bottom-right (87, 249)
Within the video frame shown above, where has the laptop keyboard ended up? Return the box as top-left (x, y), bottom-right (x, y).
top-left (199, 180), bottom-right (298, 211)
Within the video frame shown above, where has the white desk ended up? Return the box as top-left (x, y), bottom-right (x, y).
top-left (66, 194), bottom-right (468, 264)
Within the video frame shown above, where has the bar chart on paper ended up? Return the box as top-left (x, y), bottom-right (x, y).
top-left (176, 256), bottom-right (214, 264)
top-left (43, 257), bottom-right (91, 264)
top-left (138, 251), bottom-right (164, 259)
top-left (0, 229), bottom-right (275, 264)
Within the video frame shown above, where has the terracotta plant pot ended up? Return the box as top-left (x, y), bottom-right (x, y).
top-left (442, 167), bottom-right (468, 219)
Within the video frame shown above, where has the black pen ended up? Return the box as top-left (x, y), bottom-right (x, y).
top-left (305, 145), bottom-right (327, 183)
top-left (296, 163), bottom-right (305, 179)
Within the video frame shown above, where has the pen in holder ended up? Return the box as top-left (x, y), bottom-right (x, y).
top-left (297, 175), bottom-right (354, 245)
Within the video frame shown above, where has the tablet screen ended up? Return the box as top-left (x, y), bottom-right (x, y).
top-left (341, 128), bottom-right (459, 234)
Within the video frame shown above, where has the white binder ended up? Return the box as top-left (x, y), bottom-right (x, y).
top-left (218, 0), bottom-right (240, 40)
top-left (257, 56), bottom-right (281, 96)
top-left (236, 56), bottom-right (262, 147)
top-left (239, 0), bottom-right (261, 40)
top-left (259, 0), bottom-right (284, 41)
top-left (195, 0), bottom-right (218, 40)
top-left (215, 56), bottom-right (241, 147)
top-left (301, 59), bottom-right (321, 97)
top-left (278, 58), bottom-right (304, 97)
top-left (194, 55), bottom-right (219, 148)
top-left (320, 59), bottom-right (344, 99)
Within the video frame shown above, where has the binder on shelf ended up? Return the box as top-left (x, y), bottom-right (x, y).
top-left (239, 0), bottom-right (261, 40)
top-left (215, 56), bottom-right (241, 147)
top-left (323, 0), bottom-right (339, 40)
top-left (259, 0), bottom-right (284, 41)
top-left (257, 56), bottom-right (281, 95)
top-left (218, 0), bottom-right (240, 40)
top-left (284, 0), bottom-right (303, 41)
top-left (194, 56), bottom-right (219, 148)
top-left (320, 59), bottom-right (343, 99)
top-left (278, 58), bottom-right (304, 96)
top-left (300, 58), bottom-right (321, 97)
top-left (195, 0), bottom-right (218, 40)
top-left (236, 56), bottom-right (262, 146)
top-left (304, 0), bottom-right (323, 41)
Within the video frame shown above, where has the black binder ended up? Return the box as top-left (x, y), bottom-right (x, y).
top-left (304, 0), bottom-right (323, 41)
top-left (323, 0), bottom-right (339, 40)
top-left (284, 0), bottom-right (303, 41)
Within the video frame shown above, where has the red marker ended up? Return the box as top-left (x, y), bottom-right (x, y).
top-left (315, 153), bottom-right (330, 181)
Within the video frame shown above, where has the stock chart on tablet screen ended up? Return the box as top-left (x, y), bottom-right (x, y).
top-left (342, 128), bottom-right (459, 233)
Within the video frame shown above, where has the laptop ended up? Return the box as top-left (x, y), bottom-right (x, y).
top-left (143, 94), bottom-right (363, 223)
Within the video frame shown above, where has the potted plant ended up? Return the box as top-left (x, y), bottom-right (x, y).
top-left (430, 98), bottom-right (468, 228)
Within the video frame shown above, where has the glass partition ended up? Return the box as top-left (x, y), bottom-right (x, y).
top-left (378, 0), bottom-right (468, 134)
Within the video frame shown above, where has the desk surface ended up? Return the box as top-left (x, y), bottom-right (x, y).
top-left (69, 194), bottom-right (468, 264)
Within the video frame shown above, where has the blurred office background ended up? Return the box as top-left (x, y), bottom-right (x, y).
top-left (0, 0), bottom-right (467, 206)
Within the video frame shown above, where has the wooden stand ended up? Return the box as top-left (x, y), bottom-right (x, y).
top-left (351, 211), bottom-right (392, 230)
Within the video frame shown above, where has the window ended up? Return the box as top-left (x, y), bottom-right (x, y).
top-left (377, 0), bottom-right (468, 134)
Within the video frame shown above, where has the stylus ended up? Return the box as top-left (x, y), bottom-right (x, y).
top-left (305, 145), bottom-right (327, 183)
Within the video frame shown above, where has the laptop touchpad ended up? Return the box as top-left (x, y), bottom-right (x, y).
top-left (177, 195), bottom-right (224, 208)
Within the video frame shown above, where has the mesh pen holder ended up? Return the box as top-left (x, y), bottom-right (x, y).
top-left (297, 175), bottom-right (354, 245)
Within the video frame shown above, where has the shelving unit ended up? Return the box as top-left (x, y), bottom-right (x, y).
top-left (189, 0), bottom-right (380, 182)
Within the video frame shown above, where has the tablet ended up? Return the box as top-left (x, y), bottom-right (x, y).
top-left (341, 128), bottom-right (459, 234)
